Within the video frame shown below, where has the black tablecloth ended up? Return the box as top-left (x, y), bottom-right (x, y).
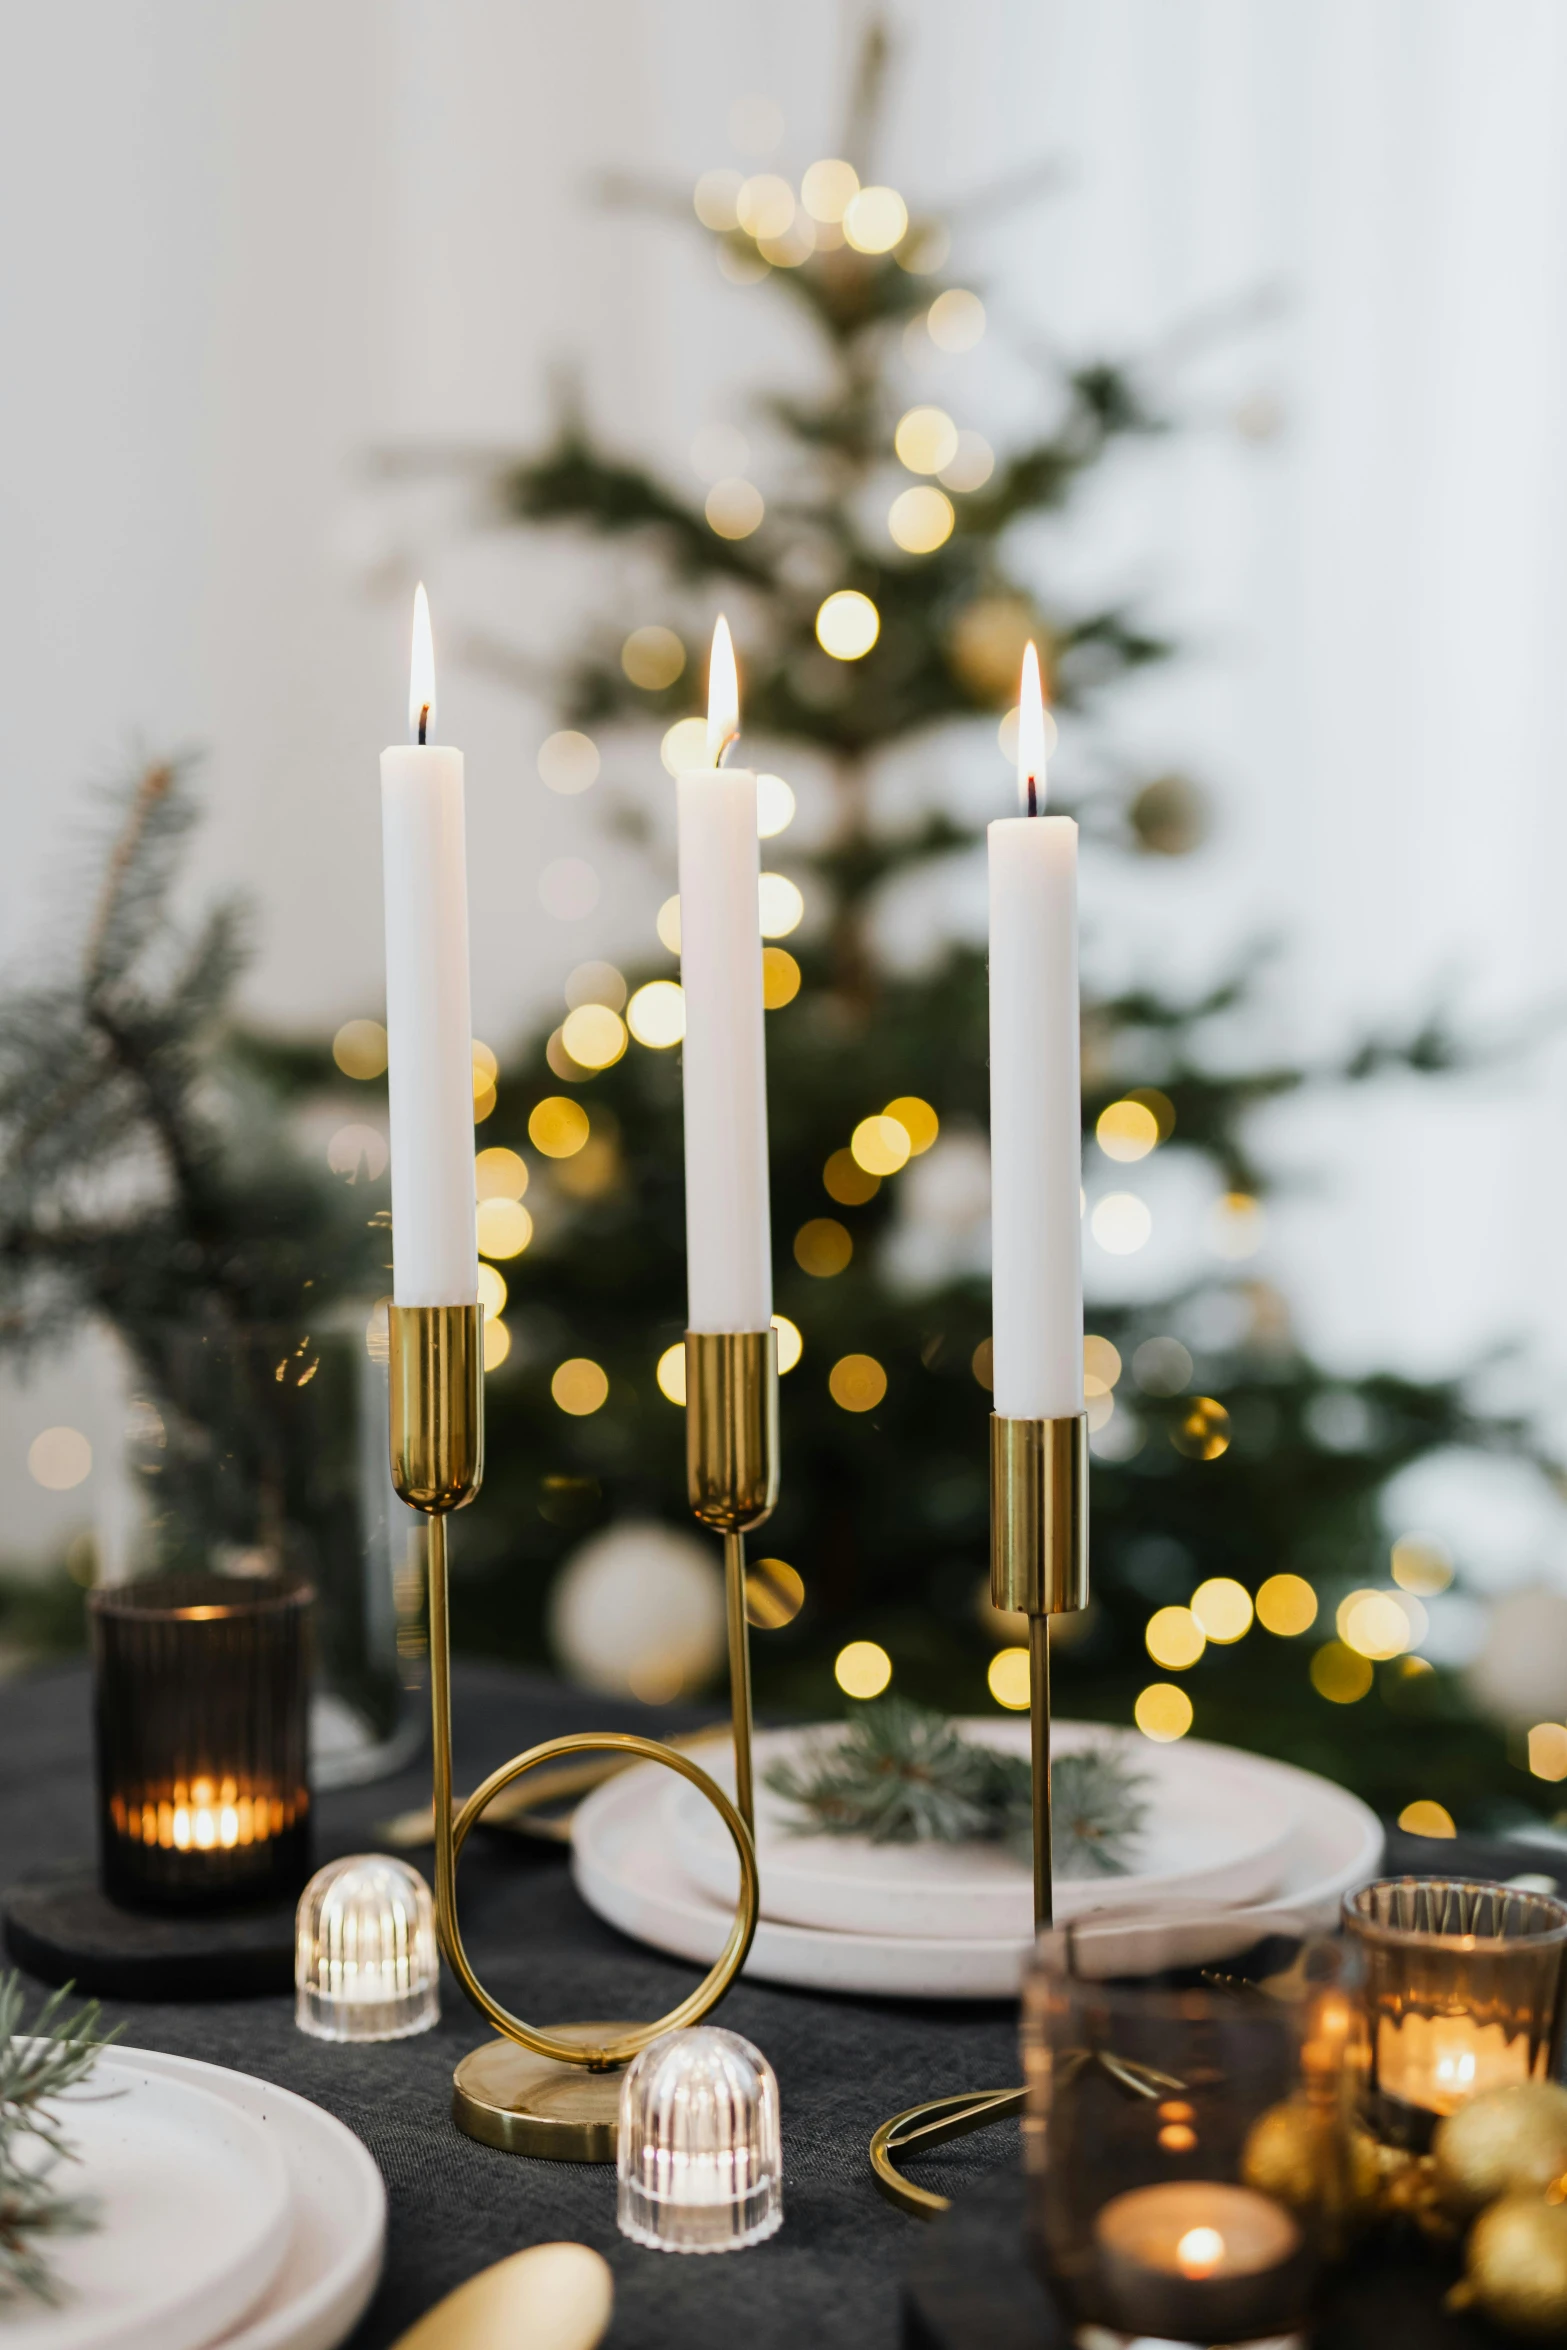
top-left (0, 1662), bottom-right (1024, 2349)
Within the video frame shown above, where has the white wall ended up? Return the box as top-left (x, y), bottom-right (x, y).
top-left (4, 0), bottom-right (1567, 1559)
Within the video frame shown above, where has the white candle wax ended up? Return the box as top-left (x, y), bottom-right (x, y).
top-left (676, 761), bottom-right (772, 1332)
top-left (987, 810), bottom-right (1083, 1418)
top-left (379, 591), bottom-right (477, 1307)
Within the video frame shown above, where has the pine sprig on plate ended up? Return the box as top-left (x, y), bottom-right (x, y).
top-left (0, 1973), bottom-right (119, 2303)
top-left (764, 1700), bottom-right (1152, 1880)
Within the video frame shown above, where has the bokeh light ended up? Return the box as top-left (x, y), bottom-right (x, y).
top-left (28, 1426), bottom-right (91, 1490)
top-left (482, 1317), bottom-right (511, 1373)
top-left (1135, 1684), bottom-right (1193, 1742)
top-left (756, 774), bottom-right (795, 836)
top-left (546, 1026), bottom-right (590, 1084)
top-left (746, 1558), bottom-right (805, 1629)
top-left (565, 960), bottom-right (626, 1013)
top-left (795, 1218), bottom-right (852, 1277)
top-left (656, 894), bottom-right (682, 951)
top-left (693, 170), bottom-right (743, 231)
top-left (660, 718), bottom-right (711, 776)
top-left (537, 730), bottom-right (600, 795)
top-left (327, 1125), bottom-right (387, 1182)
top-left (1091, 1193), bottom-right (1151, 1254)
top-left (829, 1354), bottom-right (887, 1413)
top-left (656, 1343), bottom-right (686, 1405)
top-left (471, 1041), bottom-right (498, 1092)
top-left (762, 946), bottom-right (801, 1008)
top-left (555, 1138), bottom-right (620, 1201)
top-left (1208, 1193), bottom-right (1266, 1259)
top-left (1256, 1573), bottom-right (1318, 1636)
top-left (1311, 1642), bottom-right (1373, 1703)
top-left (842, 186), bottom-right (908, 253)
top-left (1146, 1606), bottom-right (1206, 1670)
top-left (851, 1114), bottom-right (911, 1176)
top-left (988, 1647), bottom-right (1031, 1710)
top-left (997, 703), bottom-right (1060, 766)
top-left (1083, 1335), bottom-right (1122, 1396)
top-left (1528, 1723), bottom-right (1567, 1781)
top-left (926, 289), bottom-right (986, 350)
top-left (883, 1096), bottom-right (938, 1154)
top-left (940, 430), bottom-right (995, 492)
top-left (621, 626), bottom-right (686, 690)
top-left (1337, 1589), bottom-right (1418, 1660)
top-left (1133, 1336), bottom-right (1193, 1395)
top-left (771, 1314), bottom-right (803, 1373)
top-left (332, 1019), bottom-right (387, 1079)
top-left (816, 590), bottom-right (880, 660)
top-left (1096, 1100), bottom-right (1160, 1162)
top-left (552, 1358), bottom-right (609, 1417)
top-left (736, 172), bottom-right (794, 239)
top-left (476, 1264), bottom-right (507, 1321)
top-left (1397, 1799), bottom-right (1456, 1838)
top-left (894, 406), bottom-right (959, 475)
top-left (716, 241), bottom-right (770, 287)
top-left (835, 1640), bottom-right (892, 1698)
top-left (801, 157), bottom-right (858, 223)
top-left (1391, 1533), bottom-right (1454, 1594)
top-left (627, 980), bottom-right (686, 1048)
top-left (528, 1096), bottom-right (591, 1157)
top-left (758, 874), bottom-right (804, 936)
top-left (825, 1148), bottom-right (878, 1205)
top-left (1172, 1398), bottom-right (1231, 1461)
top-left (561, 1004), bottom-right (627, 1070)
top-left (475, 1146), bottom-right (527, 1202)
top-left (1191, 1578), bottom-right (1253, 1643)
top-left (888, 485), bottom-right (955, 553)
top-left (476, 1198), bottom-right (532, 1259)
top-left (971, 1337), bottom-right (994, 1389)
top-left (706, 477), bottom-right (765, 539)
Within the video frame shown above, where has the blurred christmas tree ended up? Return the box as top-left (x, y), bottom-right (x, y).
top-left (399, 33), bottom-right (1561, 1827)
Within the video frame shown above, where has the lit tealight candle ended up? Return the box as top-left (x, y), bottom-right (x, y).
top-left (1093, 2181), bottom-right (1306, 2340)
top-left (1376, 2010), bottom-right (1534, 2116)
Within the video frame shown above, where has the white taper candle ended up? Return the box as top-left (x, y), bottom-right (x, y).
top-left (379, 584), bottom-right (479, 1307)
top-left (677, 617), bottom-right (773, 1332)
top-left (988, 643), bottom-right (1084, 1417)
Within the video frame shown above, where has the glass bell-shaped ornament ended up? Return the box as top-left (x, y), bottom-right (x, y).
top-left (295, 1853), bottom-right (439, 2042)
top-left (617, 2026), bottom-right (783, 2253)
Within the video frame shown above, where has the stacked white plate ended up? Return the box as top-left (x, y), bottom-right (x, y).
top-left (14, 2045), bottom-right (384, 2350)
top-left (571, 1719), bottom-right (1384, 1999)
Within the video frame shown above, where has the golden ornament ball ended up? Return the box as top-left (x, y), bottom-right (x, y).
top-left (1241, 2099), bottom-right (1380, 2214)
top-left (1433, 2081), bottom-right (1567, 2216)
top-left (1450, 2192), bottom-right (1567, 2338)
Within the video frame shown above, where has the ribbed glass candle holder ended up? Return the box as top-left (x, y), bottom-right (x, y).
top-left (295, 1853), bottom-right (439, 2042)
top-left (617, 2026), bottom-right (783, 2254)
top-left (88, 1571), bottom-right (313, 1912)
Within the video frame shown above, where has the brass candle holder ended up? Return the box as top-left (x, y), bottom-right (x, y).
top-left (869, 1409), bottom-right (1088, 2217)
top-left (683, 1327), bottom-right (780, 1838)
top-left (388, 1302), bottom-right (761, 2162)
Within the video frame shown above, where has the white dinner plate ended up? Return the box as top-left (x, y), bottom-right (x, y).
top-left (6, 2063), bottom-right (291, 2350)
top-left (572, 1734), bottom-right (1384, 1999)
top-left (96, 2046), bottom-right (386, 2350)
top-left (666, 1721), bottom-right (1297, 1939)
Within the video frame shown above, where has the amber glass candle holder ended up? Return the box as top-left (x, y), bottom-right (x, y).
top-left (1022, 1914), bottom-right (1364, 2348)
top-left (88, 1572), bottom-right (314, 1913)
top-left (1344, 1878), bottom-right (1567, 2151)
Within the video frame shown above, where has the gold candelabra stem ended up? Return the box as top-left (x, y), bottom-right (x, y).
top-left (685, 1328), bottom-right (779, 1839)
top-left (387, 1301), bottom-right (760, 2160)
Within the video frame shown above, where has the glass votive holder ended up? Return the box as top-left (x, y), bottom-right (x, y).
top-left (88, 1571), bottom-right (313, 1913)
top-left (295, 1854), bottom-right (439, 2041)
top-left (1022, 1912), bottom-right (1363, 2348)
top-left (616, 2026), bottom-right (783, 2254)
top-left (1343, 1877), bottom-right (1567, 2150)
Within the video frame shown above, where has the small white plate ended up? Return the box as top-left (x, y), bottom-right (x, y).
top-left (573, 1735), bottom-right (1384, 2000)
top-left (7, 2065), bottom-right (291, 2350)
top-left (98, 2047), bottom-right (386, 2350)
top-left (666, 1721), bottom-right (1297, 1939)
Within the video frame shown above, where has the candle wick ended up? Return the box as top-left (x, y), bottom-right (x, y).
top-left (418, 703), bottom-right (430, 747)
top-left (1026, 773), bottom-right (1038, 818)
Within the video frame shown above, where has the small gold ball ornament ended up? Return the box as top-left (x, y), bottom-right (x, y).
top-left (1450, 2191), bottom-right (1567, 2338)
top-left (1433, 2081), bottom-right (1567, 2216)
top-left (1241, 2099), bottom-right (1380, 2215)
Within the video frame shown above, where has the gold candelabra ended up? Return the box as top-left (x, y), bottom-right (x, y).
top-left (388, 1302), bottom-right (763, 2162)
top-left (868, 1409), bottom-right (1088, 2217)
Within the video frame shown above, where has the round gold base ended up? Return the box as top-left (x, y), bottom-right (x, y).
top-left (451, 2023), bottom-right (639, 2161)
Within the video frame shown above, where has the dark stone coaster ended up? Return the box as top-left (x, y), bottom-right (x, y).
top-left (3, 1862), bottom-right (297, 1999)
top-left (901, 2173), bottom-right (1492, 2350)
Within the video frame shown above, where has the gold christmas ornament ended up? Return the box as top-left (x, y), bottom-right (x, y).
top-left (1241, 2099), bottom-right (1379, 2217)
top-left (1433, 2081), bottom-right (1567, 2217)
top-left (1450, 2191), bottom-right (1567, 2337)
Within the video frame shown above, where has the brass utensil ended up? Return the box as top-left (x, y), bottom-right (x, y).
top-left (377, 1726), bottom-right (728, 1849)
top-left (389, 2241), bottom-right (613, 2350)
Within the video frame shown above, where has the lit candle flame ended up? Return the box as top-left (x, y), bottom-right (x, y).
top-left (1175, 2226), bottom-right (1225, 2280)
top-left (409, 581), bottom-right (436, 744)
top-left (707, 614), bottom-right (740, 768)
top-left (1017, 639), bottom-right (1046, 815)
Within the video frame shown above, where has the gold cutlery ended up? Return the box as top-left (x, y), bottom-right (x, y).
top-left (389, 2240), bottom-right (613, 2350)
top-left (377, 1724), bottom-right (728, 1848)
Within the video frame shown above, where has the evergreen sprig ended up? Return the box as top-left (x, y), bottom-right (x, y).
top-left (0, 1973), bottom-right (119, 2304)
top-left (765, 1699), bottom-right (1151, 1880)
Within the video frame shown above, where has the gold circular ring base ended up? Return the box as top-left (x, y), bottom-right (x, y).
top-left (452, 2022), bottom-right (642, 2162)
